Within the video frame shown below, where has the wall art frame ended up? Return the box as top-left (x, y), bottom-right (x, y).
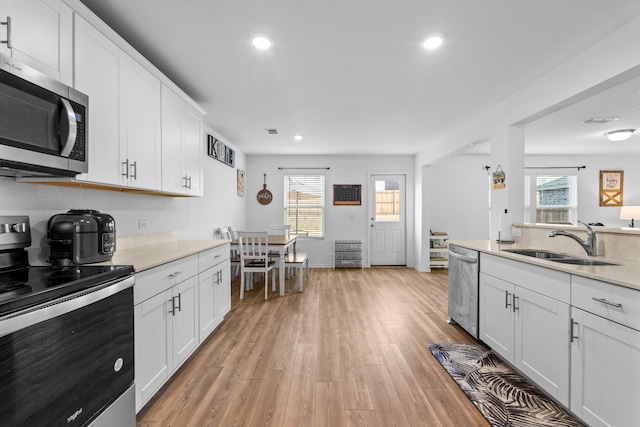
top-left (599, 169), bottom-right (624, 207)
top-left (207, 134), bottom-right (235, 167)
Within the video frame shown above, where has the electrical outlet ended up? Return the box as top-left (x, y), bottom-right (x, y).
top-left (512, 227), bottom-right (521, 237)
top-left (139, 219), bottom-right (149, 229)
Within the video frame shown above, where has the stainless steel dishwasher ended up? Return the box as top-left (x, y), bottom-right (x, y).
top-left (447, 244), bottom-right (479, 339)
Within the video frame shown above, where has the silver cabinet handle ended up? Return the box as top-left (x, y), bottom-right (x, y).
top-left (183, 175), bottom-right (189, 188)
top-left (592, 297), bottom-right (622, 308)
top-left (169, 297), bottom-right (176, 316)
top-left (168, 271), bottom-right (183, 279)
top-left (122, 159), bottom-right (130, 178)
top-left (505, 290), bottom-right (512, 309)
top-left (174, 294), bottom-right (181, 312)
top-left (571, 319), bottom-right (579, 343)
top-left (130, 161), bottom-right (137, 180)
top-left (1, 17), bottom-right (12, 49)
top-left (513, 295), bottom-right (519, 312)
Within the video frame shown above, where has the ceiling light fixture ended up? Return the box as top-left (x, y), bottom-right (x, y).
top-left (293, 134), bottom-right (304, 141)
top-left (422, 35), bottom-right (443, 50)
top-left (252, 35), bottom-right (272, 50)
top-left (604, 129), bottom-right (636, 141)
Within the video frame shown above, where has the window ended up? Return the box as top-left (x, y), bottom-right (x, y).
top-left (525, 174), bottom-right (578, 224)
top-left (283, 175), bottom-right (325, 237)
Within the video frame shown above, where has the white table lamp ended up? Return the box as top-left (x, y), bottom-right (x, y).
top-left (620, 206), bottom-right (640, 228)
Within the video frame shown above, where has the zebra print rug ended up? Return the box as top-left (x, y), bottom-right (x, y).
top-left (428, 343), bottom-right (587, 427)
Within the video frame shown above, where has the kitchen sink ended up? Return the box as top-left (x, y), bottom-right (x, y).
top-left (504, 249), bottom-right (572, 259)
top-left (504, 249), bottom-right (618, 266)
top-left (549, 258), bottom-right (618, 266)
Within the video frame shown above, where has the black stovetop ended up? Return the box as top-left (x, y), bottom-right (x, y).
top-left (0, 264), bottom-right (134, 316)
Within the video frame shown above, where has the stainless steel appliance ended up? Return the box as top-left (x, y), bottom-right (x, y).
top-left (0, 216), bottom-right (135, 427)
top-left (448, 244), bottom-right (479, 339)
top-left (48, 209), bottom-right (116, 266)
top-left (0, 53), bottom-right (88, 177)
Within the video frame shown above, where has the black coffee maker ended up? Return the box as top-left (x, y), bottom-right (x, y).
top-left (48, 209), bottom-right (116, 266)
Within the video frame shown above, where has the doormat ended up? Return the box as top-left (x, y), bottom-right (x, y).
top-left (428, 343), bottom-right (586, 427)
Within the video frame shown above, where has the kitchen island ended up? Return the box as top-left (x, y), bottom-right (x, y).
top-left (449, 237), bottom-right (640, 427)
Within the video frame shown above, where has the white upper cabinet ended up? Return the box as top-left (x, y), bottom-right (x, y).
top-left (161, 84), bottom-right (203, 196)
top-left (0, 0), bottom-right (72, 84)
top-left (73, 14), bottom-right (161, 191)
top-left (73, 14), bottom-right (121, 185)
top-left (119, 54), bottom-right (161, 190)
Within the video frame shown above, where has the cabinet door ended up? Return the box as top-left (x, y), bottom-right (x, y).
top-left (198, 266), bottom-right (219, 342)
top-left (0, 0), bottom-right (72, 83)
top-left (73, 14), bottom-right (122, 185)
top-left (215, 261), bottom-right (231, 320)
top-left (134, 290), bottom-right (172, 412)
top-left (181, 101), bottom-right (203, 195)
top-left (161, 84), bottom-right (184, 194)
top-left (479, 272), bottom-right (514, 362)
top-left (120, 53), bottom-right (161, 190)
top-left (571, 308), bottom-right (640, 427)
top-left (514, 286), bottom-right (570, 406)
top-left (171, 276), bottom-right (199, 370)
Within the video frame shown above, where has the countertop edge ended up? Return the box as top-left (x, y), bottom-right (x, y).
top-left (448, 240), bottom-right (640, 292)
top-left (102, 239), bottom-right (231, 272)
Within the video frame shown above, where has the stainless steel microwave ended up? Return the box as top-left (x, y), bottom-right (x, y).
top-left (0, 54), bottom-right (88, 177)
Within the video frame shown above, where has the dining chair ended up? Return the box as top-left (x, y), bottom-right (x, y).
top-left (218, 226), bottom-right (241, 279)
top-left (238, 231), bottom-right (277, 300)
top-left (268, 224), bottom-right (293, 277)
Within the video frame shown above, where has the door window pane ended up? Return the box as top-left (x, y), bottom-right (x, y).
top-left (375, 179), bottom-right (400, 222)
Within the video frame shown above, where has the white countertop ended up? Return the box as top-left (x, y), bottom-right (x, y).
top-left (448, 240), bottom-right (640, 291)
top-left (100, 239), bottom-right (230, 272)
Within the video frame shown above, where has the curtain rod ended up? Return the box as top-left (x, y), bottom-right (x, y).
top-left (525, 166), bottom-right (586, 171)
top-left (278, 167), bottom-right (330, 170)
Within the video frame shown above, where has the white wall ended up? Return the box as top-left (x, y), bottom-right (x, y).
top-left (0, 125), bottom-right (247, 265)
top-left (246, 155), bottom-right (414, 268)
top-left (423, 153), bottom-right (640, 243)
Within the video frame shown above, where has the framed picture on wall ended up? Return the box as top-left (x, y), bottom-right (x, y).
top-left (599, 170), bottom-right (624, 206)
top-left (237, 169), bottom-right (245, 197)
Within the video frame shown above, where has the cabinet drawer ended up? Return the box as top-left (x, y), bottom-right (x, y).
top-left (135, 255), bottom-right (199, 304)
top-left (198, 244), bottom-right (230, 272)
top-left (481, 253), bottom-right (570, 303)
top-left (572, 276), bottom-right (640, 331)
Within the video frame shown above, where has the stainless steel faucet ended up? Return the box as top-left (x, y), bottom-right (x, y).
top-left (547, 221), bottom-right (597, 256)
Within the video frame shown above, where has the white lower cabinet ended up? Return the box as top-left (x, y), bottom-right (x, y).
top-left (133, 255), bottom-right (200, 412)
top-left (198, 246), bottom-right (231, 342)
top-left (570, 276), bottom-right (640, 426)
top-left (479, 254), bottom-right (571, 406)
top-left (134, 245), bottom-right (231, 412)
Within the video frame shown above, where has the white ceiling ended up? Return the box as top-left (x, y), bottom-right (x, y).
top-left (78, 0), bottom-right (640, 156)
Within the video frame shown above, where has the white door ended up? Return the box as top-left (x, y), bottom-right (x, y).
top-left (370, 174), bottom-right (406, 265)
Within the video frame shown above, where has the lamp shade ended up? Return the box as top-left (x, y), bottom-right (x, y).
top-left (620, 206), bottom-right (640, 220)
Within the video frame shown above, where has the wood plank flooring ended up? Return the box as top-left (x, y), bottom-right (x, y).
top-left (136, 267), bottom-right (490, 427)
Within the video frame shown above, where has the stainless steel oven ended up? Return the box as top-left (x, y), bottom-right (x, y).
top-left (0, 216), bottom-right (135, 427)
top-left (0, 53), bottom-right (88, 177)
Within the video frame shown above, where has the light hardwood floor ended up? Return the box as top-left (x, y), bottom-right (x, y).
top-left (136, 267), bottom-right (490, 427)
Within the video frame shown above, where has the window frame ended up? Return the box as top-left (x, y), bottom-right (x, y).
top-left (283, 174), bottom-right (326, 238)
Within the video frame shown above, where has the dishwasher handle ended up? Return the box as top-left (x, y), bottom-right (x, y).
top-left (448, 250), bottom-right (478, 263)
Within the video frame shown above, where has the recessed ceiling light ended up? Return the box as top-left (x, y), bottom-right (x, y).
top-left (422, 35), bottom-right (443, 50)
top-left (293, 134), bottom-right (304, 141)
top-left (252, 35), bottom-right (272, 50)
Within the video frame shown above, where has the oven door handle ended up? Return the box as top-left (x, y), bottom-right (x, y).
top-left (0, 275), bottom-right (134, 337)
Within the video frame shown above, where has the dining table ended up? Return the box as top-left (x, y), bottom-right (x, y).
top-left (230, 234), bottom-right (298, 296)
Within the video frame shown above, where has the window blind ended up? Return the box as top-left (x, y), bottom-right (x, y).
top-left (283, 174), bottom-right (325, 237)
